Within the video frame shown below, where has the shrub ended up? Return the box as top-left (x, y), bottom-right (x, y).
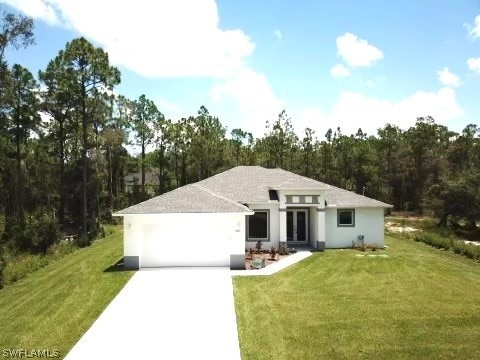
top-left (0, 246), bottom-right (5, 289)
top-left (255, 240), bottom-right (262, 253)
top-left (417, 233), bottom-right (451, 251)
top-left (412, 230), bottom-right (480, 262)
top-left (47, 240), bottom-right (78, 260)
top-left (32, 216), bottom-right (59, 254)
top-left (279, 243), bottom-right (290, 255)
top-left (270, 246), bottom-right (276, 260)
top-left (4, 254), bottom-right (49, 284)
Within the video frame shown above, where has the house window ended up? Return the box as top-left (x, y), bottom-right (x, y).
top-left (337, 209), bottom-right (355, 227)
top-left (247, 210), bottom-right (269, 241)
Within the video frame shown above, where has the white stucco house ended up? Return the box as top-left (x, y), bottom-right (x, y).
top-left (114, 166), bottom-right (392, 269)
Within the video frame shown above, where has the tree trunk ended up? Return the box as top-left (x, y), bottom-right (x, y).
top-left (159, 142), bottom-right (165, 194)
top-left (141, 139), bottom-right (146, 199)
top-left (15, 118), bottom-right (24, 224)
top-left (81, 85), bottom-right (88, 241)
top-left (58, 116), bottom-right (66, 225)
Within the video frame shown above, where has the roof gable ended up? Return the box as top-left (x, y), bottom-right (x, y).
top-left (115, 183), bottom-right (252, 214)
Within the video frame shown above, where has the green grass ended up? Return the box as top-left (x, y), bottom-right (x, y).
top-left (0, 226), bottom-right (134, 359)
top-left (233, 235), bottom-right (480, 360)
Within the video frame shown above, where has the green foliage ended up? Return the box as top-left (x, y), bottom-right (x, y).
top-left (0, 245), bottom-right (5, 289)
top-left (0, 10), bottom-right (35, 66)
top-left (255, 240), bottom-right (262, 253)
top-left (6, 216), bottom-right (58, 254)
top-left (413, 232), bottom-right (480, 261)
top-left (3, 239), bottom-right (78, 286)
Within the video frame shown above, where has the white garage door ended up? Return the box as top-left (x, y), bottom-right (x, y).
top-left (140, 214), bottom-right (234, 267)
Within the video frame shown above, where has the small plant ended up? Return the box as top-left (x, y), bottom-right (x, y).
top-left (255, 240), bottom-right (262, 253)
top-left (279, 243), bottom-right (290, 255)
top-left (270, 246), bottom-right (277, 260)
top-left (246, 248), bottom-right (254, 260)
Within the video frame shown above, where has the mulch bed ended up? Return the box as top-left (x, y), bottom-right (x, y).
top-left (244, 251), bottom-right (290, 270)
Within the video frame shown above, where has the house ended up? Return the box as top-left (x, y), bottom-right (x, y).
top-left (114, 166), bottom-right (392, 270)
top-left (124, 171), bottom-right (160, 195)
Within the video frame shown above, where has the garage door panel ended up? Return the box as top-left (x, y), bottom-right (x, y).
top-left (140, 216), bottom-right (233, 267)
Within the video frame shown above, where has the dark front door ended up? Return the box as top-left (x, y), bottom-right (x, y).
top-left (286, 209), bottom-right (308, 242)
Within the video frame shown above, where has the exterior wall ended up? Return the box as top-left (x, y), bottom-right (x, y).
top-left (325, 207), bottom-right (385, 248)
top-left (123, 213), bottom-right (247, 269)
top-left (123, 215), bottom-right (142, 268)
top-left (309, 207), bottom-right (318, 247)
top-left (245, 203), bottom-right (280, 251)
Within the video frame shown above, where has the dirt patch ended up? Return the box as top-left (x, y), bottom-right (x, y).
top-left (244, 252), bottom-right (290, 270)
top-left (385, 221), bottom-right (419, 233)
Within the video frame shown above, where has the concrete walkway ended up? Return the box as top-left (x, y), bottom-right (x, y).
top-left (231, 251), bottom-right (312, 276)
top-left (65, 268), bottom-right (240, 360)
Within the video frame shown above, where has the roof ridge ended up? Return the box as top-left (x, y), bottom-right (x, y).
top-left (271, 168), bottom-right (332, 189)
top-left (192, 184), bottom-right (251, 211)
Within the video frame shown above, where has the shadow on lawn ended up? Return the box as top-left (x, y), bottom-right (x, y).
top-left (104, 258), bottom-right (135, 272)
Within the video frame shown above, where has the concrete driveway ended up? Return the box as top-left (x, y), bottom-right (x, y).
top-left (65, 268), bottom-right (241, 360)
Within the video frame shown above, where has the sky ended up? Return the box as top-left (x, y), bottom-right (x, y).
top-left (2, 0), bottom-right (480, 141)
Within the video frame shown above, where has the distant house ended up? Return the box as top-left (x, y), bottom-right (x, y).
top-left (115, 166), bottom-right (392, 270)
top-left (124, 172), bottom-right (160, 195)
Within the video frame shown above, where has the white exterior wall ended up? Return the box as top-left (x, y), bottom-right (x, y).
top-left (123, 213), bottom-right (246, 267)
top-left (325, 207), bottom-right (385, 248)
top-left (124, 215), bottom-right (142, 258)
top-left (309, 207), bottom-right (318, 247)
top-left (245, 203), bottom-right (280, 251)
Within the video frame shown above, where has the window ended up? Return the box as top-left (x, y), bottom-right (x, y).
top-left (337, 209), bottom-right (355, 227)
top-left (247, 210), bottom-right (269, 241)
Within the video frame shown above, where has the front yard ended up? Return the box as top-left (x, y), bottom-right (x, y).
top-left (0, 226), bottom-right (133, 358)
top-left (233, 235), bottom-right (480, 359)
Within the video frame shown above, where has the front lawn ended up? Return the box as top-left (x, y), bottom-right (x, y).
top-left (0, 226), bottom-right (134, 358)
top-left (233, 235), bottom-right (480, 359)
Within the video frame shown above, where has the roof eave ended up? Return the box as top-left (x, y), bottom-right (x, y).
top-left (271, 187), bottom-right (332, 191)
top-left (326, 204), bottom-right (393, 209)
top-left (113, 210), bottom-right (254, 216)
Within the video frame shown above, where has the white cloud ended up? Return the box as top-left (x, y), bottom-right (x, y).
top-left (336, 32), bottom-right (383, 67)
top-left (3, 0), bottom-right (255, 78)
top-left (274, 29), bottom-right (282, 41)
top-left (210, 68), bottom-right (283, 137)
top-left (330, 64), bottom-right (350, 78)
top-left (297, 87), bottom-right (463, 139)
top-left (464, 15), bottom-right (480, 39)
top-left (467, 57), bottom-right (480, 74)
top-left (437, 67), bottom-right (461, 87)
top-left (155, 98), bottom-right (183, 121)
top-left (2, 0), bottom-right (60, 25)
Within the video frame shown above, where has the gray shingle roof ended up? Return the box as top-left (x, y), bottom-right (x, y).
top-left (115, 166), bottom-right (392, 215)
top-left (326, 187), bottom-right (392, 208)
top-left (196, 166), bottom-right (331, 202)
top-left (115, 184), bottom-right (252, 214)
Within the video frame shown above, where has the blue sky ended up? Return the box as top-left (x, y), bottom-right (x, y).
top-left (2, 0), bottom-right (480, 140)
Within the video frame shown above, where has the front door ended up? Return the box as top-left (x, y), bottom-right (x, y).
top-left (286, 209), bottom-right (308, 243)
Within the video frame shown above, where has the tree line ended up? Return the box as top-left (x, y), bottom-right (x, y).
top-left (0, 10), bottom-right (479, 257)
